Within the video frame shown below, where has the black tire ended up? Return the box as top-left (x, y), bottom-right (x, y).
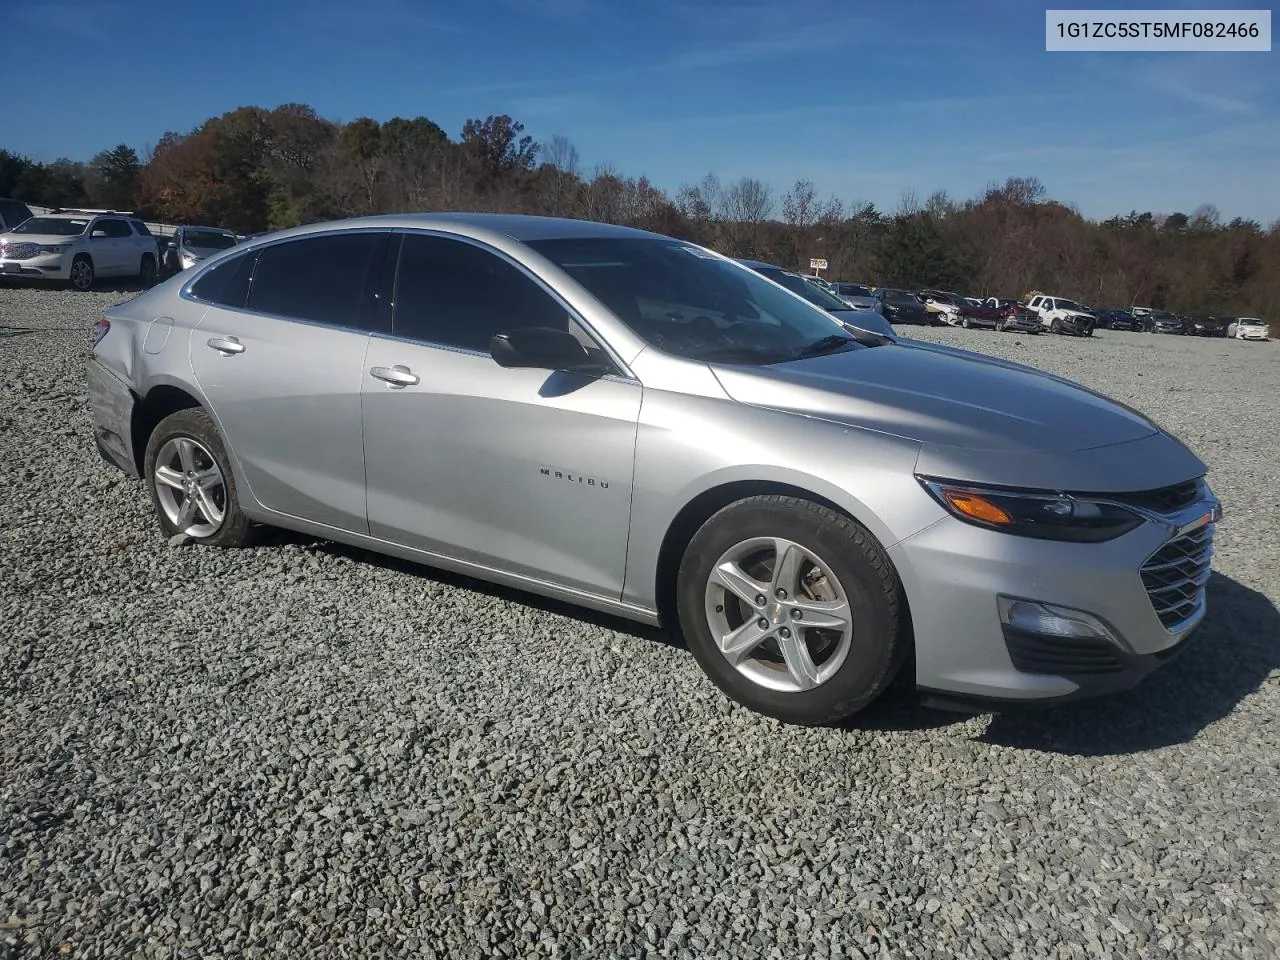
top-left (676, 495), bottom-right (907, 725)
top-left (1050, 318), bottom-right (1062, 334)
top-left (144, 408), bottom-right (255, 548)
top-left (69, 254), bottom-right (94, 292)
top-left (961, 316), bottom-right (972, 329)
top-left (139, 254), bottom-right (156, 287)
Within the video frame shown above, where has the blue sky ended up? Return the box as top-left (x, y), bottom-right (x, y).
top-left (4, 0), bottom-right (1277, 222)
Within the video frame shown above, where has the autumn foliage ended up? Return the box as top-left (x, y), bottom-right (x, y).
top-left (2, 104), bottom-right (1277, 319)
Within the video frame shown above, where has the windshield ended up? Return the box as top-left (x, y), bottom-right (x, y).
top-left (837, 284), bottom-right (873, 297)
top-left (1239, 317), bottom-right (1265, 326)
top-left (184, 229), bottom-right (237, 250)
top-left (1055, 299), bottom-right (1086, 311)
top-left (882, 290), bottom-right (918, 305)
top-left (764, 269), bottom-right (851, 311)
top-left (527, 237), bottom-right (866, 364)
top-left (10, 217), bottom-right (89, 236)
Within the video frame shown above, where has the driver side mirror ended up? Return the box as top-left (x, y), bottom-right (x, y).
top-left (489, 327), bottom-right (598, 371)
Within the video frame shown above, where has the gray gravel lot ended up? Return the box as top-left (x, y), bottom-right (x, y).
top-left (1, 286), bottom-right (1277, 959)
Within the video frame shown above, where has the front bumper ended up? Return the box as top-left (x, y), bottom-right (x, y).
top-left (1058, 316), bottom-right (1094, 335)
top-left (87, 357), bottom-right (140, 477)
top-left (890, 485), bottom-right (1220, 703)
top-left (0, 252), bottom-right (71, 280)
top-left (1002, 317), bottom-right (1041, 333)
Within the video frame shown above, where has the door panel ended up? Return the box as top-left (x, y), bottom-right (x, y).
top-left (362, 338), bottom-right (641, 597)
top-left (191, 308), bottom-right (372, 532)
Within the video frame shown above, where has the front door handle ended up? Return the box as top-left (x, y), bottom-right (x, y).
top-left (207, 336), bottom-right (245, 355)
top-left (370, 364), bottom-right (420, 387)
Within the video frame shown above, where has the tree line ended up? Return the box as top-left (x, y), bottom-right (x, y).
top-left (2, 102), bottom-right (1276, 319)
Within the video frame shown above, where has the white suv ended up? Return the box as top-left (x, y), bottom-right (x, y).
top-left (0, 211), bottom-right (159, 291)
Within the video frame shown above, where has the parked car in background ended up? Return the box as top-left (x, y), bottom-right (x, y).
top-left (1187, 316), bottom-right (1226, 337)
top-left (918, 290), bottom-right (967, 325)
top-left (1096, 309), bottom-right (1136, 331)
top-left (0, 210), bottom-right (158, 290)
top-left (87, 212), bottom-right (1222, 724)
top-left (159, 225), bottom-right (240, 278)
top-left (0, 198), bottom-right (34, 233)
top-left (827, 281), bottom-right (878, 311)
top-left (739, 259), bottom-right (896, 337)
top-left (1143, 311), bottom-right (1185, 335)
top-left (1026, 295), bottom-right (1096, 336)
top-left (984, 299), bottom-right (1041, 334)
top-left (875, 288), bottom-right (935, 326)
top-left (1227, 317), bottom-right (1270, 341)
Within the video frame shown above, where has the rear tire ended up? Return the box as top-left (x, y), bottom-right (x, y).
top-left (144, 409), bottom-right (256, 548)
top-left (676, 496), bottom-right (907, 726)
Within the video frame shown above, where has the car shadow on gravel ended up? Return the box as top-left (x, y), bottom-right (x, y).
top-left (259, 530), bottom-right (684, 649)
top-left (978, 573), bottom-right (1279, 756)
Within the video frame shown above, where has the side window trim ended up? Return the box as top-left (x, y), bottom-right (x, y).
top-left (384, 228), bottom-right (635, 380)
top-left (180, 229), bottom-right (390, 333)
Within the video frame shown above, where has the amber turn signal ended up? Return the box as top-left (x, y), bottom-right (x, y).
top-left (939, 490), bottom-right (1014, 525)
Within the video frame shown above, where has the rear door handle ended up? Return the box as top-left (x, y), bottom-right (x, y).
top-left (370, 364), bottom-right (419, 387)
top-left (207, 336), bottom-right (245, 355)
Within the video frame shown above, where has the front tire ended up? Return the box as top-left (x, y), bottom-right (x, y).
top-left (144, 409), bottom-right (255, 548)
top-left (676, 496), bottom-right (907, 725)
top-left (139, 254), bottom-right (157, 287)
top-left (69, 255), bottom-right (94, 292)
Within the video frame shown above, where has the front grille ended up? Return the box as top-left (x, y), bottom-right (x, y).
top-left (0, 242), bottom-right (39, 261)
top-left (1095, 478), bottom-right (1203, 514)
top-left (1142, 523), bottom-right (1214, 630)
top-left (1004, 629), bottom-right (1126, 675)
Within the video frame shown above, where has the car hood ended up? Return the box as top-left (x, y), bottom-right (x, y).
top-left (1, 232), bottom-right (80, 246)
top-left (710, 339), bottom-right (1159, 455)
top-left (183, 245), bottom-right (232, 259)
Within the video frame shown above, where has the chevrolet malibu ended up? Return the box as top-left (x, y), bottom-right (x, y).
top-left (88, 214), bottom-right (1221, 725)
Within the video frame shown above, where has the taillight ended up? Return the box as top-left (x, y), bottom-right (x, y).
top-left (92, 315), bottom-right (110, 346)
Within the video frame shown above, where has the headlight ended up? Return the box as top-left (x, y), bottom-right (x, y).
top-left (181, 252), bottom-right (198, 267)
top-left (38, 244), bottom-right (70, 254)
top-left (917, 477), bottom-right (1144, 543)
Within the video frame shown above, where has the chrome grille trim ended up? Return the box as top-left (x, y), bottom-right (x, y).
top-left (1141, 522), bottom-right (1214, 632)
top-left (0, 242), bottom-right (40, 261)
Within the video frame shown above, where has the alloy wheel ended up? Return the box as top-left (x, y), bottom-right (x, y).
top-left (152, 436), bottom-right (227, 538)
top-left (703, 536), bottom-right (854, 693)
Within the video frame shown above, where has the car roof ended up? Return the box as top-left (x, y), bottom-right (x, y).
top-left (254, 212), bottom-right (666, 247)
top-left (181, 225), bottom-right (237, 234)
top-left (733, 258), bottom-right (779, 270)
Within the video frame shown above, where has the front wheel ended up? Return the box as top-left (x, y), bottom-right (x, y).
top-left (69, 255), bottom-right (94, 292)
top-left (144, 408), bottom-right (255, 547)
top-left (1050, 318), bottom-right (1062, 334)
top-left (676, 496), bottom-right (907, 725)
top-left (139, 254), bottom-right (157, 287)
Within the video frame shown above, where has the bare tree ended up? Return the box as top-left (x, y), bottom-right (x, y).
top-left (719, 177), bottom-right (774, 256)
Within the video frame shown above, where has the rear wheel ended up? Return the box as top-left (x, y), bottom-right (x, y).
top-left (144, 409), bottom-right (255, 548)
top-left (676, 496), bottom-right (906, 725)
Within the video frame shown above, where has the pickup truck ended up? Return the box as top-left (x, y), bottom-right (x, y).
top-left (1025, 294), bottom-right (1096, 336)
top-left (985, 298), bottom-right (1041, 334)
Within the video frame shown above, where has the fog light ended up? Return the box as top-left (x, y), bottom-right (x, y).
top-left (997, 596), bottom-right (1119, 643)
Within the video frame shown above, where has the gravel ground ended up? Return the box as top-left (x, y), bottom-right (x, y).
top-left (2, 285), bottom-right (1277, 959)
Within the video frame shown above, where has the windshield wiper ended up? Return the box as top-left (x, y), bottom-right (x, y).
top-left (791, 334), bottom-right (857, 360)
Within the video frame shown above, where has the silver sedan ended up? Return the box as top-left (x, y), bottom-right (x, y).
top-left (87, 214), bottom-right (1220, 725)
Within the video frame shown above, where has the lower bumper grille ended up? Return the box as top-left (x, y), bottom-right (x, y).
top-left (1004, 629), bottom-right (1126, 675)
top-left (1142, 523), bottom-right (1214, 630)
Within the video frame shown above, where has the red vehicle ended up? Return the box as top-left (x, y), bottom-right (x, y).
top-left (986, 298), bottom-right (1042, 334)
